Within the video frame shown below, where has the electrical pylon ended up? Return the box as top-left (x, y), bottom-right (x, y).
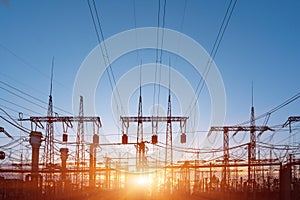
top-left (164, 91), bottom-right (173, 192)
top-left (75, 96), bottom-right (85, 187)
top-left (44, 58), bottom-right (54, 180)
top-left (250, 84), bottom-right (256, 162)
top-left (136, 80), bottom-right (144, 171)
top-left (164, 61), bottom-right (173, 192)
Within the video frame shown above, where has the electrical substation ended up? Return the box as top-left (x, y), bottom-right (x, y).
top-left (1, 1), bottom-right (300, 200)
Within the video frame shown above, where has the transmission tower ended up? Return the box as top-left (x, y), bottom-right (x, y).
top-left (250, 85), bottom-right (256, 162)
top-left (75, 96), bottom-right (85, 187)
top-left (44, 59), bottom-right (54, 177)
top-left (136, 85), bottom-right (144, 171)
top-left (249, 85), bottom-right (256, 183)
top-left (120, 64), bottom-right (187, 178)
top-left (165, 94), bottom-right (173, 167)
top-left (208, 125), bottom-right (273, 186)
top-left (163, 91), bottom-right (174, 193)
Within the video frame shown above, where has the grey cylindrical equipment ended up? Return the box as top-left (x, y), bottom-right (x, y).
top-left (30, 131), bottom-right (42, 174)
top-left (29, 131), bottom-right (42, 198)
top-left (60, 148), bottom-right (69, 180)
top-left (93, 134), bottom-right (99, 145)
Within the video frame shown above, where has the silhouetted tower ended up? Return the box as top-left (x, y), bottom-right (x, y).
top-left (136, 67), bottom-right (144, 171)
top-left (164, 64), bottom-right (173, 191)
top-left (75, 96), bottom-right (84, 187)
top-left (45, 58), bottom-right (54, 175)
top-left (165, 93), bottom-right (173, 168)
top-left (249, 83), bottom-right (256, 183)
top-left (250, 84), bottom-right (256, 161)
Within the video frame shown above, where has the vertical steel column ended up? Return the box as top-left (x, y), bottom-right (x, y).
top-left (223, 127), bottom-right (229, 188)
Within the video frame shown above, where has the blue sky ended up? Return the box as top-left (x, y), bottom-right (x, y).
top-left (0, 0), bottom-right (300, 162)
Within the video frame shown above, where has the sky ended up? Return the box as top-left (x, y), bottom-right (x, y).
top-left (0, 0), bottom-right (300, 163)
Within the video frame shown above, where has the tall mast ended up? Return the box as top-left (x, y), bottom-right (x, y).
top-left (45, 57), bottom-right (54, 178)
top-left (136, 61), bottom-right (144, 171)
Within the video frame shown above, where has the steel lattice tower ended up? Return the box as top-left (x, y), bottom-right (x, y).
top-left (136, 86), bottom-right (144, 171)
top-left (44, 59), bottom-right (54, 176)
top-left (164, 92), bottom-right (173, 190)
top-left (250, 105), bottom-right (256, 161)
top-left (249, 94), bottom-right (256, 183)
top-left (165, 94), bottom-right (173, 167)
top-left (75, 96), bottom-right (85, 187)
top-left (250, 84), bottom-right (256, 162)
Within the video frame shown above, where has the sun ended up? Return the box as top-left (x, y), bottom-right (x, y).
top-left (136, 175), bottom-right (150, 185)
top-left (128, 173), bottom-right (153, 187)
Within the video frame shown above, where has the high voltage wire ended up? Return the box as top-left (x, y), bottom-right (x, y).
top-left (132, 0), bottom-right (141, 65)
top-left (0, 81), bottom-right (73, 115)
top-left (0, 43), bottom-right (70, 91)
top-left (0, 108), bottom-right (29, 131)
top-left (153, 0), bottom-right (162, 114)
top-left (87, 0), bottom-right (125, 117)
top-left (156, 141), bottom-right (247, 154)
top-left (0, 86), bottom-right (47, 110)
top-left (179, 0), bottom-right (188, 31)
top-left (236, 91), bottom-right (300, 126)
top-left (0, 71), bottom-right (47, 97)
top-left (228, 91), bottom-right (300, 153)
top-left (152, 0), bottom-right (167, 116)
top-left (185, 0), bottom-right (238, 117)
top-left (0, 137), bottom-right (26, 149)
top-left (0, 43), bottom-right (49, 80)
top-left (0, 97), bottom-right (43, 116)
top-left (0, 104), bottom-right (30, 118)
top-left (0, 117), bottom-right (30, 134)
top-left (156, 0), bottom-right (167, 117)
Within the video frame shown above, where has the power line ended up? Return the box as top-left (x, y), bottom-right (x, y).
top-left (156, 141), bottom-right (247, 154)
top-left (0, 104), bottom-right (30, 118)
top-left (185, 0), bottom-right (238, 116)
top-left (153, 0), bottom-right (161, 115)
top-left (0, 108), bottom-right (28, 132)
top-left (0, 85), bottom-right (48, 111)
top-left (0, 71), bottom-right (47, 97)
top-left (0, 43), bottom-right (68, 91)
top-left (0, 97), bottom-right (43, 116)
top-left (132, 0), bottom-right (141, 66)
top-left (86, 0), bottom-right (125, 116)
top-left (179, 0), bottom-right (188, 31)
top-left (0, 81), bottom-right (73, 115)
top-left (0, 43), bottom-right (49, 79)
top-left (153, 0), bottom-right (167, 116)
top-left (237, 91), bottom-right (300, 126)
top-left (0, 111), bottom-right (30, 134)
top-left (156, 0), bottom-right (167, 116)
